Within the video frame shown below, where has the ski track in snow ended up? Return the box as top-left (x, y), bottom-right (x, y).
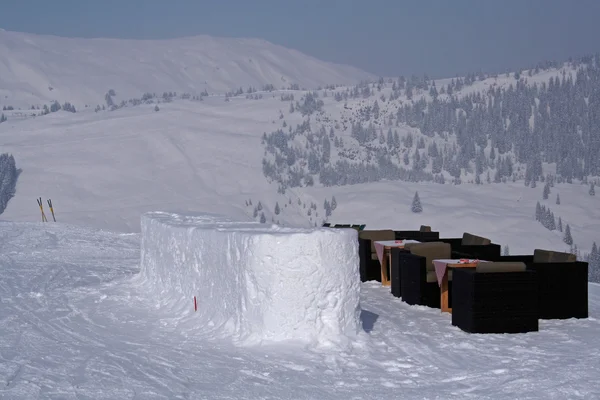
top-left (1, 222), bottom-right (599, 399)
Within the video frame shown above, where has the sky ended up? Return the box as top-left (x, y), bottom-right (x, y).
top-left (1, 0), bottom-right (599, 78)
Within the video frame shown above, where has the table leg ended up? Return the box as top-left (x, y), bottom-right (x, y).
top-left (441, 270), bottom-right (451, 313)
top-left (381, 249), bottom-right (390, 286)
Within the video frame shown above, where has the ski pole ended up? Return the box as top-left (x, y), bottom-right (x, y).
top-left (47, 199), bottom-right (56, 222)
top-left (37, 197), bottom-right (47, 222)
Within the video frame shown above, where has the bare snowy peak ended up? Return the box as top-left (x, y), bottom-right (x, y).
top-left (0, 29), bottom-right (375, 107)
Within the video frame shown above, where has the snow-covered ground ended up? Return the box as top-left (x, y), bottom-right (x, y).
top-left (1, 221), bottom-right (598, 399)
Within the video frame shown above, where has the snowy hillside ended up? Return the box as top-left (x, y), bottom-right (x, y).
top-left (0, 29), bottom-right (374, 108)
top-left (0, 221), bottom-right (599, 399)
top-left (0, 101), bottom-right (593, 255)
top-left (1, 47), bottom-right (600, 264)
top-left (1, 83), bottom-right (599, 261)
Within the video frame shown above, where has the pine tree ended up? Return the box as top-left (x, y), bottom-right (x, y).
top-left (253, 207), bottom-right (258, 218)
top-left (324, 199), bottom-right (331, 217)
top-left (556, 193), bottom-right (561, 205)
top-left (571, 244), bottom-right (579, 259)
top-left (558, 216), bottom-right (563, 232)
top-left (411, 191), bottom-right (423, 213)
top-left (564, 224), bottom-right (573, 245)
top-left (503, 245), bottom-right (510, 256)
top-left (535, 201), bottom-right (542, 221)
top-left (260, 212), bottom-right (266, 223)
top-left (543, 183), bottom-right (550, 199)
top-left (331, 196), bottom-right (337, 211)
top-left (590, 183), bottom-right (595, 196)
top-left (257, 201), bottom-right (263, 211)
top-left (274, 202), bottom-right (280, 215)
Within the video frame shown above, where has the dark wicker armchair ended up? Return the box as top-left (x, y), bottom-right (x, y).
top-left (490, 249), bottom-right (587, 319)
top-left (358, 229), bottom-right (395, 282)
top-left (394, 226), bottom-right (440, 242)
top-left (438, 232), bottom-right (501, 260)
top-left (398, 242), bottom-right (452, 308)
top-left (451, 262), bottom-right (539, 334)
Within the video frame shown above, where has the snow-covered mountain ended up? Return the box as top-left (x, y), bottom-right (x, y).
top-left (0, 29), bottom-right (375, 108)
top-left (1, 34), bottom-right (599, 265)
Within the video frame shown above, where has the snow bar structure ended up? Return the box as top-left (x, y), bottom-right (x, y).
top-left (139, 211), bottom-right (362, 346)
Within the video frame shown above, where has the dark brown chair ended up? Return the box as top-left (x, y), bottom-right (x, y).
top-left (358, 230), bottom-right (395, 282)
top-left (397, 242), bottom-right (452, 308)
top-left (491, 249), bottom-right (587, 319)
top-left (439, 232), bottom-right (501, 260)
top-left (451, 262), bottom-right (539, 334)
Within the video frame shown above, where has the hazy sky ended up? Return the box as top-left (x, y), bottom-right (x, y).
top-left (1, 0), bottom-right (599, 78)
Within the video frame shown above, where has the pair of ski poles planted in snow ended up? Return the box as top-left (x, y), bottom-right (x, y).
top-left (36, 197), bottom-right (56, 222)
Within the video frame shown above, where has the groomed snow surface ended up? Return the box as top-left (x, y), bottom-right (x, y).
top-left (138, 212), bottom-right (361, 346)
top-left (1, 220), bottom-right (599, 399)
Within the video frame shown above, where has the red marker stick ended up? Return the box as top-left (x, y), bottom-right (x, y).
top-left (194, 296), bottom-right (197, 312)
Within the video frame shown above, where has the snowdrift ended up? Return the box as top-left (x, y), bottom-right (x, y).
top-left (139, 212), bottom-right (362, 345)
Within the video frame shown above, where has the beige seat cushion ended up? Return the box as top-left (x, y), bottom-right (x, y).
top-left (408, 242), bottom-right (452, 271)
top-left (462, 232), bottom-right (491, 246)
top-left (533, 249), bottom-right (577, 263)
top-left (476, 262), bottom-right (526, 273)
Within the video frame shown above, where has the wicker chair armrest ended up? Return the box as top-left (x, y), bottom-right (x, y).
top-left (438, 237), bottom-right (463, 249)
top-left (491, 255), bottom-right (535, 263)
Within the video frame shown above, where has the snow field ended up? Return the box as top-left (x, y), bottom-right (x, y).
top-left (0, 221), bottom-right (599, 399)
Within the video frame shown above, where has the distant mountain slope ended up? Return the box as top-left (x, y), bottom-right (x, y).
top-left (0, 29), bottom-right (374, 108)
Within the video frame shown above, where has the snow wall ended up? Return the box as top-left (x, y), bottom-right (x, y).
top-left (139, 212), bottom-right (362, 346)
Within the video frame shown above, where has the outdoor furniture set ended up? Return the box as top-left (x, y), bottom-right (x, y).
top-left (325, 224), bottom-right (588, 334)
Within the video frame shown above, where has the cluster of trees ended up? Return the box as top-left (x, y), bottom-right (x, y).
top-left (289, 92), bottom-right (324, 116)
top-left (533, 195), bottom-right (600, 283)
top-left (267, 65), bottom-right (600, 188)
top-left (393, 55), bottom-right (600, 183)
top-left (261, 118), bottom-right (442, 190)
top-left (1, 101), bottom-right (77, 120)
top-left (323, 195), bottom-right (337, 217)
top-left (535, 202), bottom-right (560, 231)
top-left (0, 153), bottom-right (20, 215)
top-left (586, 243), bottom-right (600, 283)
top-left (304, 54), bottom-right (600, 188)
top-left (97, 89), bottom-right (208, 112)
top-left (244, 194), bottom-right (334, 227)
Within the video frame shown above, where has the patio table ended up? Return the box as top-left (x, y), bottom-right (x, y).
top-left (373, 240), bottom-right (420, 286)
top-left (433, 258), bottom-right (488, 313)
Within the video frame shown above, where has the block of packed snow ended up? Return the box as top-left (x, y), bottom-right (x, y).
top-left (139, 211), bottom-right (362, 346)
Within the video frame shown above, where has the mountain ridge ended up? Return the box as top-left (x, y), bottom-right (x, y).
top-left (0, 29), bottom-right (375, 108)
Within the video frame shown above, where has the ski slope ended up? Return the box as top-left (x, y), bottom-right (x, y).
top-left (0, 221), bottom-right (598, 399)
